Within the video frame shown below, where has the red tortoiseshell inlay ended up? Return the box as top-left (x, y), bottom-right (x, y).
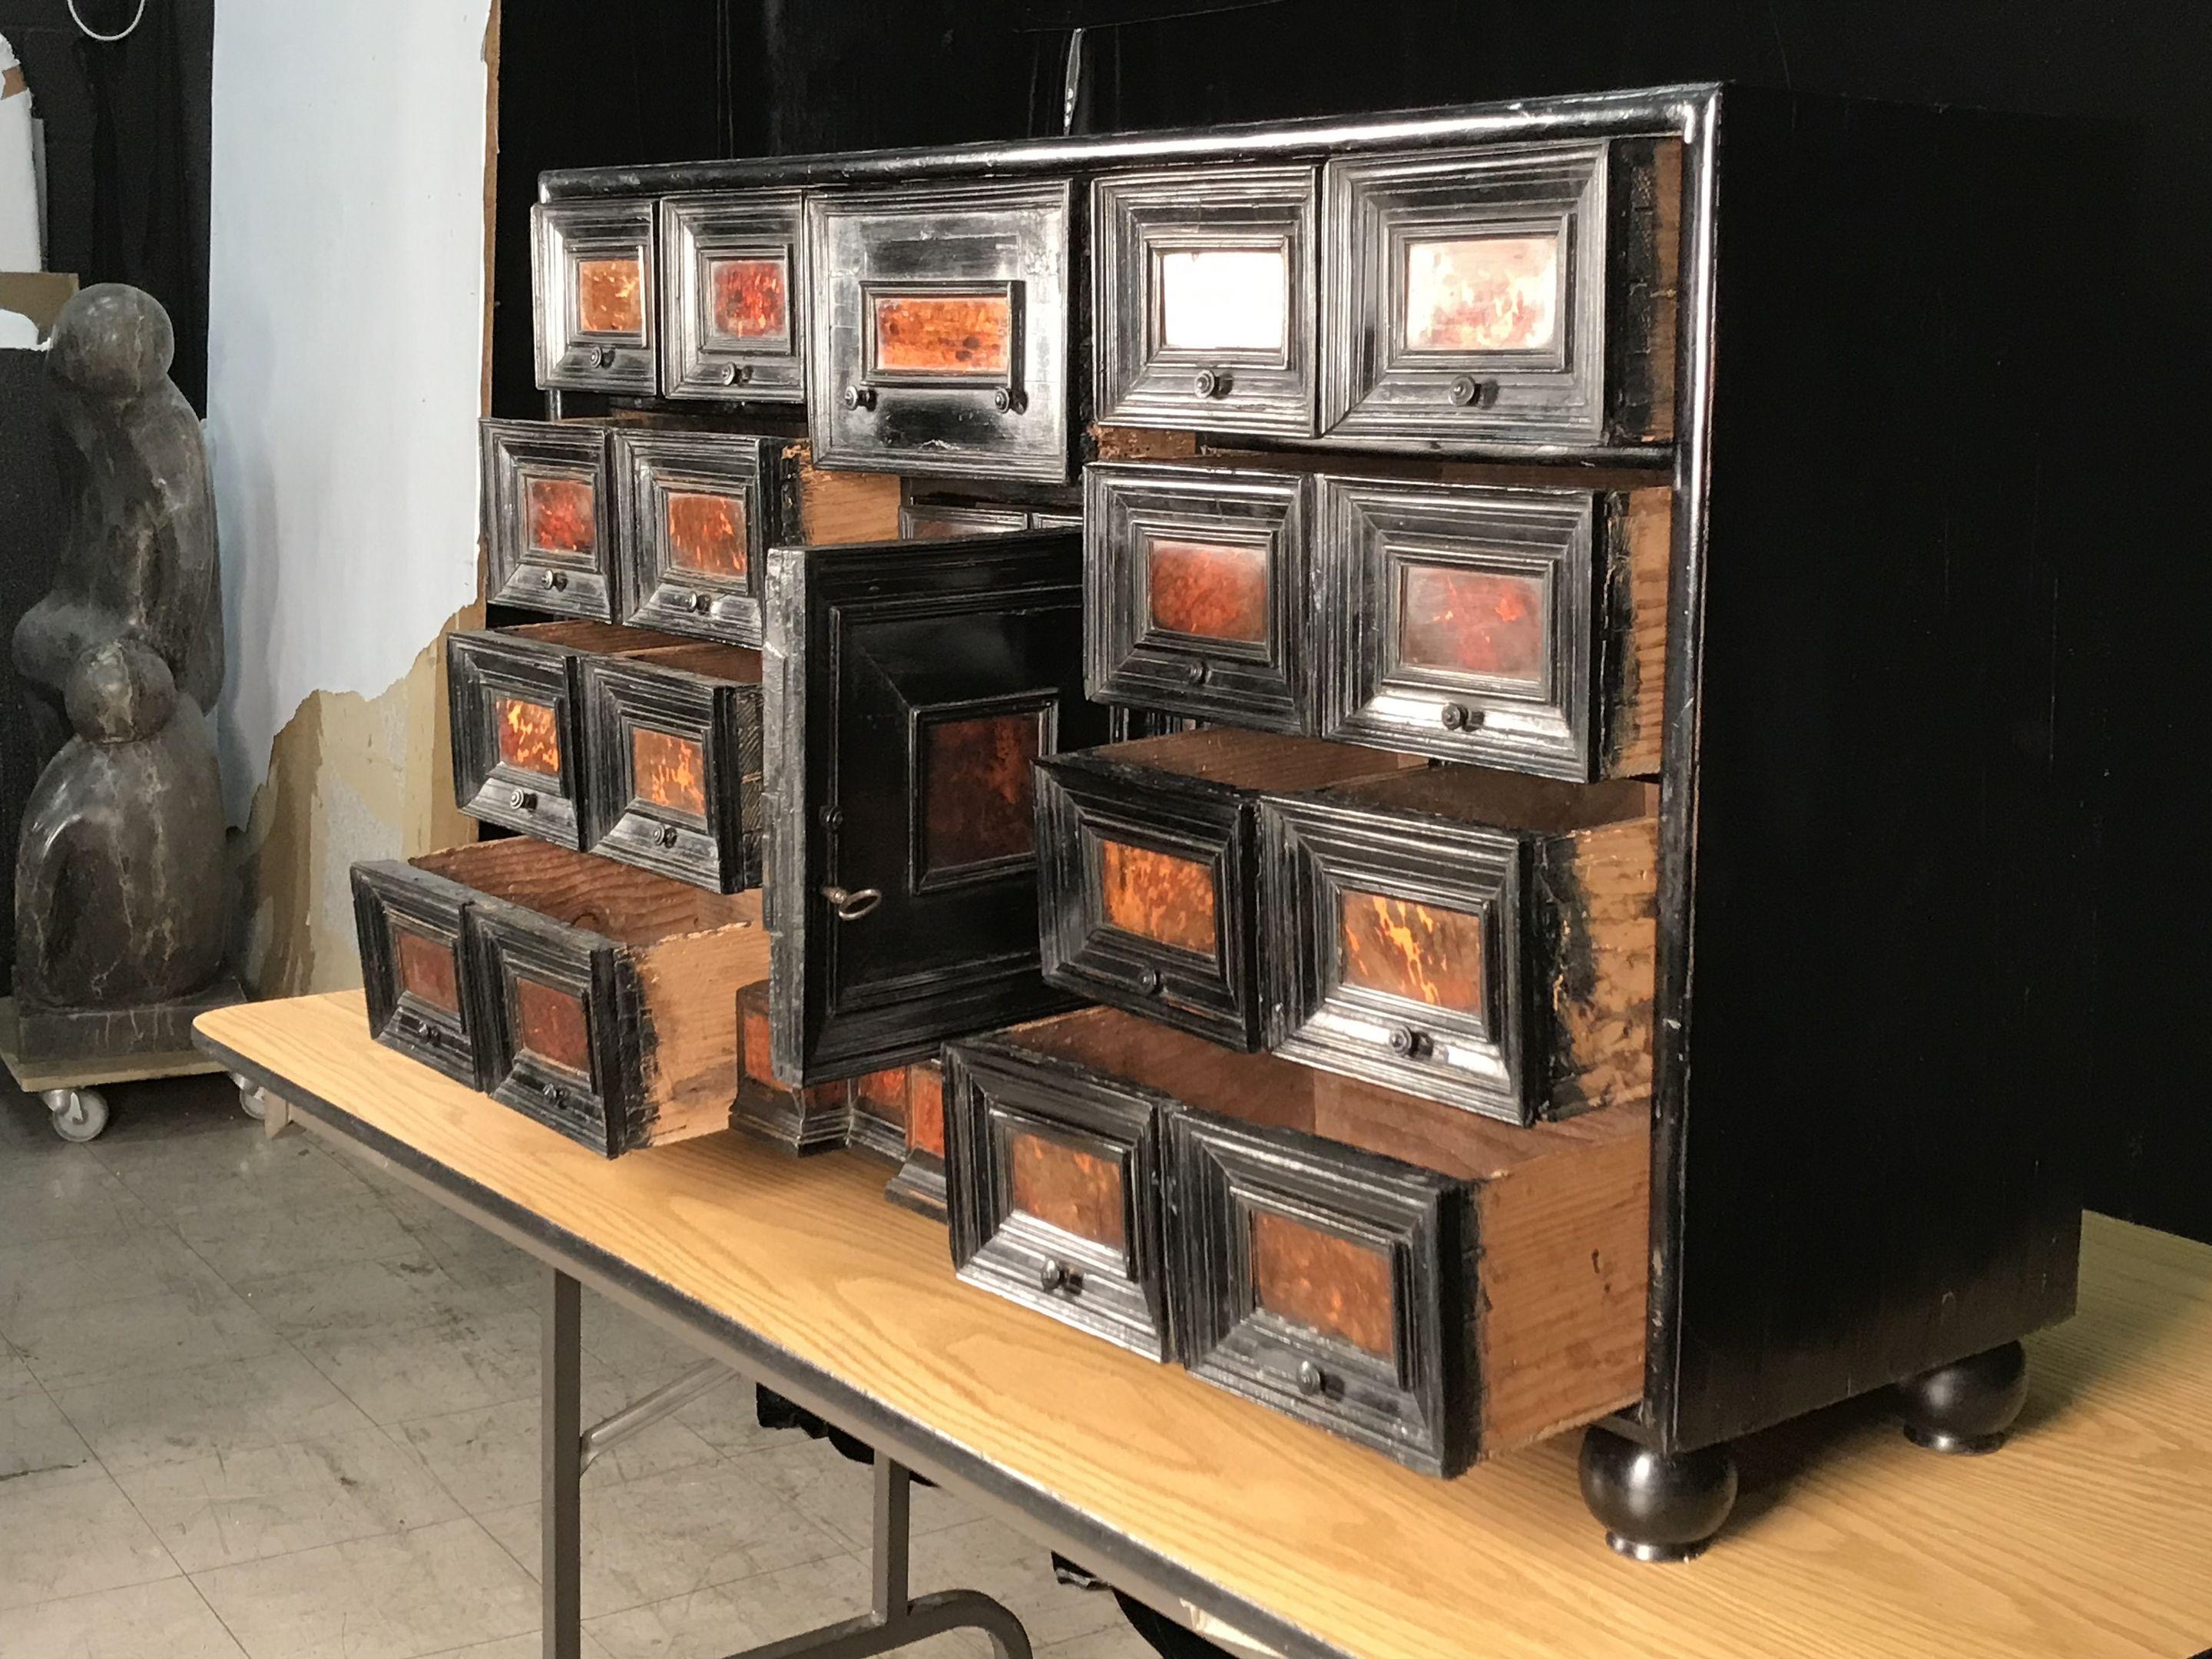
top-left (665, 491), bottom-right (747, 580)
top-left (393, 928), bottom-right (459, 1015)
top-left (908, 1065), bottom-right (945, 1158)
top-left (1402, 233), bottom-right (1559, 354)
top-left (493, 696), bottom-right (561, 778)
top-left (632, 727), bottom-right (707, 817)
top-left (710, 257), bottom-right (789, 342)
top-left (1397, 564), bottom-right (1547, 684)
top-left (514, 975), bottom-right (591, 1075)
top-left (1250, 1208), bottom-right (1396, 1359)
top-left (922, 712), bottom-right (1040, 873)
top-left (872, 292), bottom-right (1012, 376)
top-left (1098, 840), bottom-right (1217, 958)
top-left (739, 986), bottom-right (775, 1086)
top-left (1339, 890), bottom-right (1486, 1016)
top-left (525, 475), bottom-right (596, 556)
top-left (853, 1067), bottom-right (909, 1133)
top-left (575, 255), bottom-right (644, 334)
top-left (1008, 1129), bottom-right (1127, 1251)
top-left (1147, 535), bottom-right (1269, 644)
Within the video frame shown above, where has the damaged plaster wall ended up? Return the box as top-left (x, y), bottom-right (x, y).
top-left (205, 2), bottom-right (495, 993)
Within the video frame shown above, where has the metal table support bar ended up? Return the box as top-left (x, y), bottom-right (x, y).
top-left (538, 1265), bottom-right (1031, 1659)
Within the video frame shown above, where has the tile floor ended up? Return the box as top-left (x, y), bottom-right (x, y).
top-left (0, 1072), bottom-right (1155, 1659)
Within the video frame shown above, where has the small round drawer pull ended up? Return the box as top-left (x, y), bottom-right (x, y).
top-left (508, 786), bottom-right (538, 812)
top-left (1137, 967), bottom-right (1164, 996)
top-left (1183, 661), bottom-right (1209, 687)
top-left (1387, 1025), bottom-right (1432, 1058)
top-left (1192, 367), bottom-right (1233, 399)
top-left (820, 884), bottom-right (883, 922)
top-left (991, 387), bottom-right (1027, 414)
top-left (400, 1012), bottom-right (429, 1038)
top-left (1296, 1359), bottom-right (1328, 1398)
top-left (720, 362), bottom-right (751, 387)
top-left (541, 1081), bottom-right (566, 1108)
top-left (541, 569), bottom-right (569, 592)
top-left (688, 591), bottom-right (713, 614)
top-left (589, 344), bottom-right (614, 369)
top-left (659, 823), bottom-right (680, 849)
top-left (842, 385), bottom-right (876, 411)
top-left (1039, 1257), bottom-right (1084, 1295)
top-left (1439, 702), bottom-right (1481, 733)
top-left (1448, 375), bottom-right (1491, 407)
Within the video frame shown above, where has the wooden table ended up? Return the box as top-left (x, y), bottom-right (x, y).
top-left (198, 992), bottom-right (2212, 1659)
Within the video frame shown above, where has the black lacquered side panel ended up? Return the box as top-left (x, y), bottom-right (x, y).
top-left (482, 420), bottom-right (615, 622)
top-left (535, 198), bottom-right (658, 396)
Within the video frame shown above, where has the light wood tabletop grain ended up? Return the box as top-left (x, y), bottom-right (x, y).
top-left (200, 992), bottom-right (2212, 1659)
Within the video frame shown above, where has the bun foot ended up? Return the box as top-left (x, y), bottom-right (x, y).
top-left (1897, 1340), bottom-right (2028, 1454)
top-left (1578, 1426), bottom-right (1737, 1563)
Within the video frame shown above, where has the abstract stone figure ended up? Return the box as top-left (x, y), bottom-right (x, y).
top-left (12, 283), bottom-right (222, 760)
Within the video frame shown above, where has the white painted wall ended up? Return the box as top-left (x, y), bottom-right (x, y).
top-left (206, 0), bottom-right (492, 825)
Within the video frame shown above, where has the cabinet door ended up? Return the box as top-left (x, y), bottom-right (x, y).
top-left (658, 189), bottom-right (806, 403)
top-left (534, 200), bottom-right (657, 396)
top-left (764, 530), bottom-right (1109, 1082)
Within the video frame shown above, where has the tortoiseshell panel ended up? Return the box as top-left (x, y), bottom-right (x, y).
top-left (1146, 535), bottom-right (1270, 644)
top-left (575, 255), bottom-right (644, 334)
top-left (1249, 1208), bottom-right (1396, 1360)
top-left (922, 713), bottom-right (1040, 874)
top-left (909, 1066), bottom-right (946, 1158)
top-left (854, 1067), bottom-right (909, 1132)
top-left (872, 293), bottom-right (1012, 376)
top-left (664, 491), bottom-right (748, 579)
top-left (493, 696), bottom-right (562, 778)
top-left (1007, 1129), bottom-right (1127, 1251)
top-left (514, 975), bottom-right (591, 1075)
top-left (1098, 840), bottom-right (1218, 958)
top-left (631, 727), bottom-right (707, 817)
top-left (1402, 233), bottom-right (1560, 353)
top-left (525, 475), bottom-right (597, 556)
top-left (709, 257), bottom-right (790, 342)
top-left (1157, 247), bottom-right (1288, 353)
top-left (740, 992), bottom-right (775, 1087)
top-left (393, 928), bottom-right (459, 1015)
top-left (1396, 564), bottom-right (1548, 684)
top-left (1338, 889), bottom-right (1487, 1016)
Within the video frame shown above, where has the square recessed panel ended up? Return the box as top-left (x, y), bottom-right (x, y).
top-left (513, 974), bottom-right (593, 1076)
top-left (614, 430), bottom-right (779, 647)
top-left (660, 190), bottom-right (807, 402)
top-left (631, 727), bottom-right (707, 817)
top-left (1097, 838), bottom-right (1220, 959)
top-left (534, 199), bottom-right (657, 395)
top-left (664, 491), bottom-right (748, 579)
top-left (1157, 247), bottom-right (1290, 354)
top-left (575, 254), bottom-right (645, 334)
top-left (710, 257), bottom-right (791, 343)
top-left (1402, 233), bottom-right (1561, 354)
top-left (916, 704), bottom-right (1048, 884)
top-left (1336, 889), bottom-right (1488, 1018)
top-left (493, 695), bottom-right (563, 779)
top-left (1146, 535), bottom-right (1271, 644)
top-left (870, 289), bottom-right (1015, 379)
top-left (1247, 1207), bottom-right (1397, 1361)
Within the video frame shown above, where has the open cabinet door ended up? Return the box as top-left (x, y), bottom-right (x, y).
top-left (765, 529), bottom-right (1109, 1082)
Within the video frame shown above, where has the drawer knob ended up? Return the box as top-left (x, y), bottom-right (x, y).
top-left (1039, 1257), bottom-right (1084, 1295)
top-left (1137, 967), bottom-right (1164, 996)
top-left (1387, 1024), bottom-right (1432, 1058)
top-left (1192, 367), bottom-right (1233, 399)
top-left (720, 362), bottom-right (751, 387)
top-left (399, 1011), bottom-right (429, 1038)
top-left (1448, 375), bottom-right (1491, 408)
top-left (541, 569), bottom-right (569, 592)
top-left (508, 786), bottom-right (538, 812)
top-left (821, 884), bottom-right (883, 922)
top-left (1439, 701), bottom-right (1482, 732)
top-left (1296, 1359), bottom-right (1328, 1398)
top-left (589, 344), bottom-right (614, 369)
top-left (541, 1081), bottom-right (566, 1108)
top-left (688, 591), bottom-right (713, 614)
top-left (992, 387), bottom-right (1027, 414)
top-left (842, 385), bottom-right (876, 412)
top-left (1182, 660), bottom-right (1209, 687)
top-left (659, 823), bottom-right (680, 849)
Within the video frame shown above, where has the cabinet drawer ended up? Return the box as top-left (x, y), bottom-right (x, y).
top-left (1036, 729), bottom-right (1415, 1049)
top-left (658, 189), bottom-right (806, 403)
top-left (944, 1035), bottom-right (1174, 1360)
top-left (535, 199), bottom-right (658, 396)
top-left (1320, 138), bottom-right (1678, 449)
top-left (1316, 475), bottom-right (1669, 780)
top-left (482, 420), bottom-right (615, 621)
top-left (448, 622), bottom-right (690, 850)
top-left (1094, 164), bottom-right (1318, 438)
top-left (580, 643), bottom-right (763, 893)
top-left (806, 179), bottom-right (1076, 483)
top-left (1260, 766), bottom-right (1657, 1123)
top-left (733, 979), bottom-right (853, 1154)
top-left (899, 502), bottom-right (1031, 539)
top-left (1084, 462), bottom-right (1310, 732)
top-left (614, 430), bottom-right (782, 647)
top-left (352, 861), bottom-right (481, 1088)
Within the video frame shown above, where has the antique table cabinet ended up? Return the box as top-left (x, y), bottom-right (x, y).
top-left (381, 82), bottom-right (2091, 1563)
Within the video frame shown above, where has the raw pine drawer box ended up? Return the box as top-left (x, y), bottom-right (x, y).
top-left (1260, 766), bottom-right (1658, 1124)
top-left (449, 621), bottom-right (690, 850)
top-left (579, 642), bottom-right (764, 893)
top-left (535, 196), bottom-right (660, 396)
top-left (1035, 728), bottom-right (1415, 1049)
top-left (943, 1005), bottom-right (1648, 1474)
top-left (353, 839), bottom-right (764, 1156)
top-left (482, 419), bottom-right (617, 621)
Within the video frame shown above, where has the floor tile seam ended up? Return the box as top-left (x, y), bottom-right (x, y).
top-left (177, 1508), bottom-right (517, 1587)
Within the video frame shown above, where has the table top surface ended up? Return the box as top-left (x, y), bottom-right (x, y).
top-left (198, 992), bottom-right (2212, 1659)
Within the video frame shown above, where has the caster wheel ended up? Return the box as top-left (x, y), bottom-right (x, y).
top-left (1579, 1426), bottom-right (1737, 1563)
top-left (1898, 1341), bottom-right (2028, 1454)
top-left (43, 1087), bottom-right (111, 1143)
top-left (237, 1084), bottom-right (267, 1121)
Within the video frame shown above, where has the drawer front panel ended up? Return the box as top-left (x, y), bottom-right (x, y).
top-left (581, 657), bottom-right (763, 893)
top-left (1085, 462), bottom-right (1310, 732)
top-left (1035, 760), bottom-right (1258, 1050)
top-left (1316, 475), bottom-right (1601, 780)
top-left (466, 899), bottom-right (634, 1156)
top-left (1260, 793), bottom-right (1534, 1122)
top-left (1320, 141), bottom-right (1657, 448)
top-left (351, 862), bottom-right (481, 1087)
top-left (806, 180), bottom-right (1075, 482)
top-left (535, 200), bottom-right (657, 395)
top-left (1167, 1110), bottom-right (1469, 1475)
top-left (483, 421), bottom-right (614, 621)
top-left (899, 502), bottom-right (1031, 539)
top-left (1094, 164), bottom-right (1318, 437)
top-left (944, 1041), bottom-right (1173, 1359)
top-left (447, 631), bottom-right (585, 848)
top-left (659, 189), bottom-right (806, 402)
top-left (614, 431), bottom-right (778, 646)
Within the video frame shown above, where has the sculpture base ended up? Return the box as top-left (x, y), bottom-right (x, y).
top-left (5, 976), bottom-right (245, 1068)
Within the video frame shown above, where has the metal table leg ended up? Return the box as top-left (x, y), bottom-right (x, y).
top-left (544, 1266), bottom-right (581, 1659)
